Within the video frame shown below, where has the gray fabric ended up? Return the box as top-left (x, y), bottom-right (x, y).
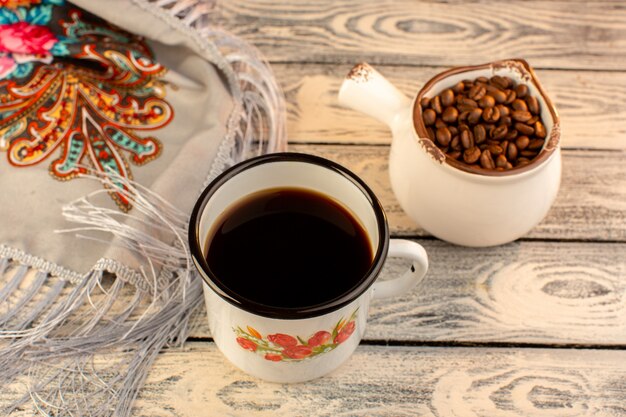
top-left (0, 1), bottom-right (286, 415)
top-left (0, 0), bottom-right (235, 275)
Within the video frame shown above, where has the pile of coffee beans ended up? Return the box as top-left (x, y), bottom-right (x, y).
top-left (419, 75), bottom-right (547, 171)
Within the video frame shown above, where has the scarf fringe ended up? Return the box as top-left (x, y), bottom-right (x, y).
top-left (1, 1), bottom-right (286, 415)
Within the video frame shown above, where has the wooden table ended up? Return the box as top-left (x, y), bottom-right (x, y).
top-left (133, 1), bottom-right (626, 415)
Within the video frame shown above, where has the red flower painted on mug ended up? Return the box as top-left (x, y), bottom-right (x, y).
top-left (334, 321), bottom-right (356, 344)
top-left (0, 22), bottom-right (58, 55)
top-left (234, 309), bottom-right (358, 361)
top-left (283, 345), bottom-right (313, 360)
top-left (236, 337), bottom-right (257, 352)
top-left (267, 333), bottom-right (298, 347)
top-left (308, 330), bottom-right (331, 347)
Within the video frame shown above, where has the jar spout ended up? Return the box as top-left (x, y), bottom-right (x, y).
top-left (338, 62), bottom-right (411, 130)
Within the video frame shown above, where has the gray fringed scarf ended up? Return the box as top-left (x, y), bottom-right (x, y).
top-left (0, 0), bottom-right (286, 415)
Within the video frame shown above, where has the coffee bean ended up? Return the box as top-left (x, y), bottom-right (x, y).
top-left (515, 135), bottom-right (530, 150)
top-left (449, 150), bottom-right (462, 160)
top-left (504, 128), bottom-right (518, 140)
top-left (463, 146), bottom-right (481, 164)
top-left (526, 95), bottom-right (540, 114)
top-left (534, 121), bottom-right (547, 138)
top-left (449, 125), bottom-right (459, 137)
top-left (459, 111), bottom-right (470, 123)
top-left (468, 84), bottom-right (487, 101)
top-left (497, 104), bottom-right (510, 117)
top-left (491, 125), bottom-right (508, 140)
top-left (507, 142), bottom-right (518, 160)
top-left (512, 110), bottom-right (532, 123)
top-left (476, 76), bottom-right (489, 84)
top-left (441, 89), bottom-right (455, 107)
top-left (488, 144), bottom-right (504, 156)
top-left (528, 138), bottom-right (545, 150)
top-left (527, 115), bottom-right (539, 125)
top-left (458, 97), bottom-right (478, 109)
top-left (436, 127), bottom-right (452, 146)
top-left (468, 108), bottom-right (483, 124)
top-left (495, 154), bottom-right (508, 168)
top-left (478, 95), bottom-right (496, 108)
top-left (505, 161), bottom-right (513, 169)
top-left (521, 150), bottom-right (538, 158)
top-left (442, 106), bottom-right (459, 123)
top-left (460, 129), bottom-right (474, 149)
top-left (435, 119), bottom-right (447, 129)
top-left (512, 99), bottom-right (528, 112)
top-left (482, 106), bottom-right (500, 123)
top-left (450, 135), bottom-right (461, 151)
top-left (504, 90), bottom-right (517, 104)
top-left (480, 149), bottom-right (495, 169)
top-left (515, 84), bottom-right (528, 98)
top-left (515, 122), bottom-right (534, 135)
top-left (490, 75), bottom-right (510, 90)
top-left (422, 108), bottom-right (436, 126)
top-left (431, 95), bottom-right (442, 114)
top-left (499, 116), bottom-right (513, 127)
top-left (452, 81), bottom-right (465, 94)
top-left (491, 89), bottom-right (507, 104)
top-left (474, 124), bottom-right (487, 144)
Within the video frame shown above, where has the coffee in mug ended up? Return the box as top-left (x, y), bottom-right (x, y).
top-left (205, 187), bottom-right (373, 308)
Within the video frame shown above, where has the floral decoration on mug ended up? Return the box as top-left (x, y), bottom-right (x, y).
top-left (234, 309), bottom-right (358, 362)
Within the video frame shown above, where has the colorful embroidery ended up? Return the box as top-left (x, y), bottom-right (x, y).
top-left (233, 309), bottom-right (359, 362)
top-left (0, 2), bottom-right (173, 210)
top-left (0, 0), bottom-right (70, 79)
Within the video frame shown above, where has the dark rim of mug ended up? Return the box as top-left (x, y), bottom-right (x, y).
top-left (188, 152), bottom-right (390, 320)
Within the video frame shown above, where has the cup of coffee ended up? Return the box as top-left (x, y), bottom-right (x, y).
top-left (188, 153), bottom-right (428, 383)
top-left (338, 59), bottom-right (561, 247)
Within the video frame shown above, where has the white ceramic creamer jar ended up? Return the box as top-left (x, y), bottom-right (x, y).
top-left (338, 59), bottom-right (561, 247)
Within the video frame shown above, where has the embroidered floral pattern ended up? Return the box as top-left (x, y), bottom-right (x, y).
top-left (234, 309), bottom-right (359, 362)
top-left (0, 2), bottom-right (173, 210)
top-left (0, 0), bottom-right (71, 79)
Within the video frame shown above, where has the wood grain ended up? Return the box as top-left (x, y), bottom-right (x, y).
top-left (128, 344), bottom-right (626, 416)
top-left (287, 145), bottom-right (626, 241)
top-left (6, 344), bottom-right (625, 415)
top-left (217, 0), bottom-right (626, 70)
top-left (189, 240), bottom-right (626, 345)
top-left (5, 338), bottom-right (625, 415)
top-left (276, 63), bottom-right (626, 150)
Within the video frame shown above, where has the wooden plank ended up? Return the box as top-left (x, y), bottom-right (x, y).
top-left (189, 240), bottom-right (626, 345)
top-left (5, 344), bottom-right (625, 415)
top-left (276, 63), bottom-right (626, 150)
top-left (217, 0), bottom-right (626, 70)
top-left (287, 145), bottom-right (626, 241)
top-left (134, 344), bottom-right (625, 416)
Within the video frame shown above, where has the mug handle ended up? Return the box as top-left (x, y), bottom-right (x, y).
top-left (372, 239), bottom-right (428, 299)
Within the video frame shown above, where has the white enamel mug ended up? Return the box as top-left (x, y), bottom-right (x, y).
top-left (338, 59), bottom-right (562, 247)
top-left (189, 153), bottom-right (428, 383)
